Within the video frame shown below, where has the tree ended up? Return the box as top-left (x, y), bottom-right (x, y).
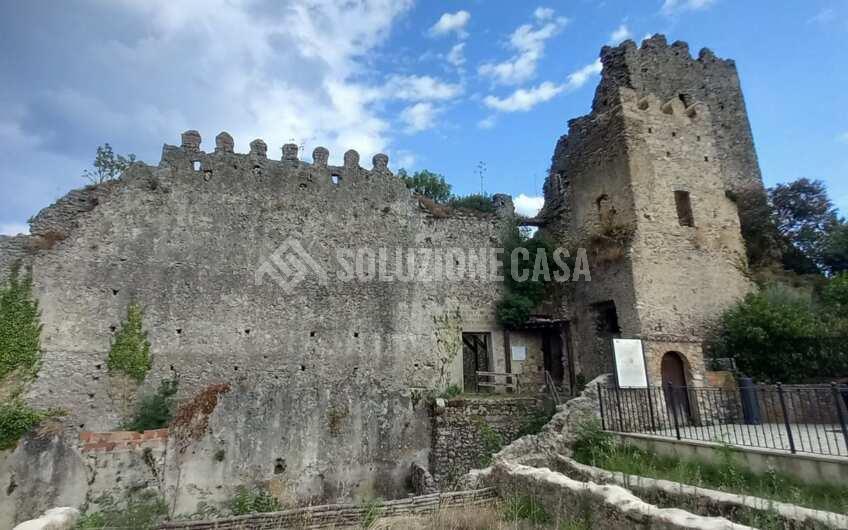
top-left (397, 169), bottom-right (452, 203)
top-left (82, 143), bottom-right (136, 184)
top-left (821, 221), bottom-right (848, 275)
top-left (769, 178), bottom-right (839, 272)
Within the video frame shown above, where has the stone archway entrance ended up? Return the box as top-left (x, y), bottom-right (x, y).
top-left (661, 351), bottom-right (691, 422)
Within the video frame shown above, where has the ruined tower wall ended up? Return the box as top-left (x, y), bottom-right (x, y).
top-left (4, 134), bottom-right (507, 511)
top-left (593, 35), bottom-right (763, 194)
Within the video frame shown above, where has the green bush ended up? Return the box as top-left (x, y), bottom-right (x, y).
top-left (711, 277), bottom-right (848, 381)
top-left (230, 486), bottom-right (281, 515)
top-left (398, 169), bottom-right (452, 203)
top-left (447, 193), bottom-right (496, 213)
top-left (124, 379), bottom-right (178, 432)
top-left (74, 491), bottom-right (167, 529)
top-left (571, 419), bottom-right (615, 465)
top-left (476, 419), bottom-right (504, 466)
top-left (438, 384), bottom-right (462, 399)
top-left (0, 398), bottom-right (48, 450)
top-left (0, 264), bottom-right (42, 379)
top-left (108, 303), bottom-right (152, 383)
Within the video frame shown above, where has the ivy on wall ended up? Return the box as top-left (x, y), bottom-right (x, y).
top-left (496, 222), bottom-right (558, 328)
top-left (108, 302), bottom-right (152, 383)
top-left (0, 263), bottom-right (42, 379)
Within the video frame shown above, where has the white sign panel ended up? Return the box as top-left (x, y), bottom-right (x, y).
top-left (612, 338), bottom-right (648, 388)
top-left (511, 345), bottom-right (527, 361)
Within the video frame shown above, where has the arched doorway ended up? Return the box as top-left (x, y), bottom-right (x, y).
top-left (661, 351), bottom-right (691, 422)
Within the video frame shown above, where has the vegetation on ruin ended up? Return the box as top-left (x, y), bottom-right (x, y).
top-left (170, 383), bottom-right (231, 451)
top-left (0, 399), bottom-right (50, 450)
top-left (573, 420), bottom-right (848, 515)
top-left (475, 419), bottom-right (504, 466)
top-left (0, 264), bottom-right (41, 380)
top-left (74, 491), bottom-right (168, 529)
top-left (123, 379), bottom-right (178, 432)
top-left (107, 302), bottom-right (152, 383)
top-left (496, 221), bottom-right (559, 328)
top-left (229, 486), bottom-right (281, 515)
top-left (375, 502), bottom-right (591, 529)
top-left (81, 143), bottom-right (136, 185)
top-left (398, 168), bottom-right (498, 214)
top-left (360, 497), bottom-right (385, 528)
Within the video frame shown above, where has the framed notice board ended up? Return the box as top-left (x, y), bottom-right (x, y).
top-left (612, 338), bottom-right (649, 388)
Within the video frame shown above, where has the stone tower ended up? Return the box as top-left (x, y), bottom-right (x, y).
top-left (541, 36), bottom-right (753, 386)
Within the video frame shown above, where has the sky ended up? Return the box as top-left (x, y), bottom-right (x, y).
top-left (1, 0), bottom-right (847, 235)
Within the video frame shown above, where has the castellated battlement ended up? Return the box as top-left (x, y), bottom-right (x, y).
top-left (163, 129), bottom-right (393, 176)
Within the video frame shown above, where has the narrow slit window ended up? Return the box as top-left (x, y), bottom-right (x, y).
top-left (674, 190), bottom-right (694, 227)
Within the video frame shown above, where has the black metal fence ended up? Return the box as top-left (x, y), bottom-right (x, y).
top-left (598, 382), bottom-right (848, 458)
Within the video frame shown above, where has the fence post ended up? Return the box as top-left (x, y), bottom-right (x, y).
top-left (667, 380), bottom-right (681, 441)
top-left (776, 383), bottom-right (796, 454)
top-left (831, 382), bottom-right (848, 455)
top-left (598, 384), bottom-right (606, 431)
top-left (646, 386), bottom-right (657, 432)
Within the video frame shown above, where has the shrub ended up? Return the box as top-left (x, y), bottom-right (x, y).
top-left (124, 379), bottom-right (178, 432)
top-left (448, 193), bottom-right (496, 213)
top-left (75, 491), bottom-right (167, 529)
top-left (359, 497), bottom-right (384, 528)
top-left (476, 420), bottom-right (504, 466)
top-left (0, 264), bottom-right (41, 379)
top-left (230, 486), bottom-right (281, 515)
top-left (710, 284), bottom-right (834, 382)
top-left (108, 302), bottom-right (151, 383)
top-left (439, 384), bottom-right (462, 399)
top-left (398, 169), bottom-right (452, 203)
top-left (0, 398), bottom-right (48, 450)
top-left (572, 419), bottom-right (615, 465)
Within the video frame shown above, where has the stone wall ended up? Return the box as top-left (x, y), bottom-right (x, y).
top-left (0, 132), bottom-right (511, 519)
top-left (430, 397), bottom-right (545, 489)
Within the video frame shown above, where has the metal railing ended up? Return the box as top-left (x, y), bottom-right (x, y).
top-left (598, 382), bottom-right (848, 458)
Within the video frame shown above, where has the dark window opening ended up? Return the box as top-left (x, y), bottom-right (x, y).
top-left (462, 332), bottom-right (491, 393)
top-left (592, 301), bottom-right (621, 337)
top-left (674, 190), bottom-right (695, 227)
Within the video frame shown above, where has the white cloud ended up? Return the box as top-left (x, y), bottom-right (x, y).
top-left (400, 102), bottom-right (441, 133)
top-left (609, 24), bottom-right (633, 45)
top-left (483, 59), bottom-right (601, 113)
top-left (478, 115), bottom-right (497, 129)
top-left (382, 75), bottom-right (463, 102)
top-left (478, 12), bottom-right (568, 85)
top-left (837, 132), bottom-right (848, 144)
top-left (0, 223), bottom-right (30, 236)
top-left (661, 0), bottom-right (716, 15)
top-left (429, 10), bottom-right (471, 38)
top-left (447, 43), bottom-right (466, 68)
top-left (483, 82), bottom-right (563, 112)
top-left (534, 7), bottom-right (555, 21)
top-left (514, 194), bottom-right (545, 217)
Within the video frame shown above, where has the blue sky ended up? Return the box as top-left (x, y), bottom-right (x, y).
top-left (1, 0), bottom-right (846, 234)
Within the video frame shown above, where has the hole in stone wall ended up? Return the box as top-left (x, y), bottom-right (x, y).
top-left (233, 366), bottom-right (239, 371)
top-left (109, 325), bottom-right (116, 333)
top-left (675, 190), bottom-right (695, 227)
top-left (704, 156), bottom-right (709, 162)
top-left (176, 328), bottom-right (182, 335)
top-left (192, 161), bottom-right (201, 171)
top-left (666, 151), bottom-right (671, 157)
top-left (648, 127), bottom-right (653, 134)
top-left (696, 135), bottom-right (701, 141)
top-left (88, 393), bottom-right (95, 399)
top-left (298, 182), bottom-right (308, 190)
top-left (112, 289), bottom-right (119, 296)
top-left (274, 458), bottom-right (286, 474)
top-left (354, 332), bottom-right (359, 338)
top-left (6, 477), bottom-right (17, 496)
top-left (671, 132), bottom-right (677, 137)
top-left (203, 170), bottom-right (212, 181)
top-left (331, 174), bottom-right (341, 186)
top-left (244, 329), bottom-right (251, 335)
top-left (310, 331), bottom-right (316, 337)
top-left (95, 364), bottom-right (102, 370)
top-left (300, 364), bottom-right (306, 371)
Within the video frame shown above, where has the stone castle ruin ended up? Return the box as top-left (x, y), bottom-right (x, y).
top-left (0, 35), bottom-right (759, 523)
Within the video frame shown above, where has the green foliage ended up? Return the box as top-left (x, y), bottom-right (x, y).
top-left (108, 303), bottom-right (152, 383)
top-left (229, 486), bottom-right (281, 515)
top-left (447, 193), bottom-right (497, 213)
top-left (710, 284), bottom-right (848, 382)
top-left (398, 169), bottom-right (452, 203)
top-left (770, 178), bottom-right (838, 272)
top-left (359, 497), bottom-right (384, 528)
top-left (572, 439), bottom-right (848, 514)
top-left (500, 495), bottom-right (550, 525)
top-left (123, 379), bottom-right (178, 432)
top-left (516, 402), bottom-right (556, 438)
top-left (822, 223), bottom-right (848, 276)
top-left (439, 384), bottom-right (462, 399)
top-left (476, 419), bottom-right (504, 466)
top-left (0, 398), bottom-right (48, 450)
top-left (820, 273), bottom-right (848, 320)
top-left (571, 419), bottom-right (615, 465)
top-left (495, 222), bottom-right (558, 328)
top-left (0, 264), bottom-right (41, 379)
top-left (82, 143), bottom-right (136, 185)
top-left (74, 491), bottom-right (167, 530)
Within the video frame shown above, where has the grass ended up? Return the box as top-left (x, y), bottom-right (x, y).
top-left (371, 500), bottom-right (591, 529)
top-left (572, 420), bottom-right (848, 515)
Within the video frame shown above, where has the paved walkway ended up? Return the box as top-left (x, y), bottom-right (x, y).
top-left (651, 423), bottom-right (848, 457)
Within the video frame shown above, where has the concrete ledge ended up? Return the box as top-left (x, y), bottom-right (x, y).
top-left (614, 432), bottom-right (848, 485)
